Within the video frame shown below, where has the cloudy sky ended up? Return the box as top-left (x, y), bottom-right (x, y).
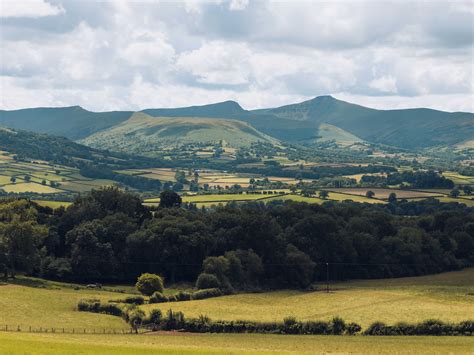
top-left (0, 0), bottom-right (473, 112)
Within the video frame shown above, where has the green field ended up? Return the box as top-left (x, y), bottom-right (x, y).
top-left (0, 152), bottom-right (118, 196)
top-left (33, 200), bottom-right (73, 208)
top-left (1, 332), bottom-right (473, 354)
top-left (442, 171), bottom-right (474, 185)
top-left (143, 268), bottom-right (474, 328)
top-left (0, 270), bottom-right (473, 353)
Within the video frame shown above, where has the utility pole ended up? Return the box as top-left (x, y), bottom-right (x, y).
top-left (326, 262), bottom-right (329, 293)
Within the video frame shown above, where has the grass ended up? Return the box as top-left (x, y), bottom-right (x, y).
top-left (33, 200), bottom-right (73, 209)
top-left (329, 188), bottom-right (443, 200)
top-left (142, 268), bottom-right (474, 328)
top-left (1, 182), bottom-right (63, 194)
top-left (1, 332), bottom-right (474, 354)
top-left (0, 270), bottom-right (473, 353)
top-left (442, 171), bottom-right (474, 185)
top-left (0, 281), bottom-right (131, 330)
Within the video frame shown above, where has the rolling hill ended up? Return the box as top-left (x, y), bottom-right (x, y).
top-left (79, 112), bottom-right (279, 155)
top-left (253, 95), bottom-right (474, 148)
top-left (0, 106), bottom-right (132, 140)
top-left (0, 96), bottom-right (472, 150)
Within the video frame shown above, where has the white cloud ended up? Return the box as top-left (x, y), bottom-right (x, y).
top-left (0, 0), bottom-right (64, 18)
top-left (0, 0), bottom-right (472, 112)
top-left (177, 41), bottom-right (252, 85)
top-left (369, 75), bottom-right (398, 94)
top-left (229, 0), bottom-right (248, 11)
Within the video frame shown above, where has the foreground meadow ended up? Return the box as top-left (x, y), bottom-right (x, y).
top-left (1, 331), bottom-right (474, 354)
top-left (0, 269), bottom-right (473, 353)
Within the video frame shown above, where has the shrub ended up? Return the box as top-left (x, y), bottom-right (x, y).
top-left (77, 299), bottom-right (123, 317)
top-left (330, 316), bottom-right (346, 335)
top-left (364, 321), bottom-right (388, 335)
top-left (302, 321), bottom-right (330, 335)
top-left (98, 303), bottom-right (123, 317)
top-left (149, 292), bottom-right (168, 304)
top-left (144, 309), bottom-right (163, 330)
top-left (128, 309), bottom-right (146, 333)
top-left (392, 322), bottom-right (416, 335)
top-left (191, 288), bottom-right (223, 300)
top-left (176, 291), bottom-right (192, 301)
top-left (163, 309), bottom-right (185, 330)
top-left (456, 320), bottom-right (474, 335)
top-left (167, 294), bottom-right (178, 302)
top-left (136, 273), bottom-right (164, 296)
top-left (282, 316), bottom-right (301, 334)
top-left (345, 322), bottom-right (362, 335)
top-left (123, 296), bottom-right (145, 305)
top-left (415, 319), bottom-right (448, 335)
top-left (196, 273), bottom-right (221, 289)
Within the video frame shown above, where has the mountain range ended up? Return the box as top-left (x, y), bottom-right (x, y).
top-left (1, 96), bottom-right (472, 153)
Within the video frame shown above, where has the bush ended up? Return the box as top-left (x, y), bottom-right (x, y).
top-left (149, 291), bottom-right (168, 304)
top-left (191, 288), bottom-right (223, 300)
top-left (364, 321), bottom-right (388, 335)
top-left (123, 296), bottom-right (145, 305)
top-left (415, 319), bottom-right (448, 335)
top-left (345, 322), bottom-right (362, 335)
top-left (144, 309), bottom-right (163, 330)
top-left (77, 299), bottom-right (123, 317)
top-left (302, 321), bottom-right (330, 335)
top-left (330, 316), bottom-right (346, 335)
top-left (136, 273), bottom-right (164, 296)
top-left (167, 294), bottom-right (178, 302)
top-left (162, 309), bottom-right (185, 330)
top-left (456, 320), bottom-right (474, 335)
top-left (128, 309), bottom-right (146, 333)
top-left (176, 291), bottom-right (192, 301)
top-left (282, 316), bottom-right (301, 334)
top-left (196, 273), bottom-right (221, 289)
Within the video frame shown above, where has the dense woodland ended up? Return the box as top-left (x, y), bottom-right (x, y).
top-left (0, 188), bottom-right (472, 290)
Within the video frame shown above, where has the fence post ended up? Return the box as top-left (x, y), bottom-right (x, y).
top-left (29, 326), bottom-right (31, 332)
top-left (17, 325), bottom-right (20, 332)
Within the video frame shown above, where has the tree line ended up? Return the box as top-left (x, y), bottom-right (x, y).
top-left (0, 187), bottom-right (473, 289)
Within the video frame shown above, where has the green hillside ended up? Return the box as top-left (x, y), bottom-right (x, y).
top-left (80, 112), bottom-right (279, 155)
top-left (0, 106), bottom-right (132, 140)
top-left (255, 96), bottom-right (474, 148)
top-left (1, 97), bottom-right (472, 149)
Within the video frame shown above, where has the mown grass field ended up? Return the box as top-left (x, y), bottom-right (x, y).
top-left (0, 270), bottom-right (473, 353)
top-left (143, 268), bottom-right (474, 328)
top-left (1, 332), bottom-right (473, 354)
top-left (0, 280), bottom-right (129, 330)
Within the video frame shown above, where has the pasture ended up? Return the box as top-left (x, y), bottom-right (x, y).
top-left (116, 167), bottom-right (302, 188)
top-left (0, 152), bottom-right (117, 195)
top-left (328, 188), bottom-right (443, 200)
top-left (1, 332), bottom-right (473, 354)
top-left (442, 171), bottom-right (474, 185)
top-left (0, 270), bottom-right (473, 353)
top-left (142, 269), bottom-right (474, 328)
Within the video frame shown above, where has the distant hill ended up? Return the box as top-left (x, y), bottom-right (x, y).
top-left (79, 112), bottom-right (278, 156)
top-left (253, 96), bottom-right (474, 148)
top-left (0, 106), bottom-right (132, 140)
top-left (1, 96), bottom-right (472, 150)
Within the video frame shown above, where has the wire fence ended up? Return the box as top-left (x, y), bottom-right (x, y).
top-left (0, 324), bottom-right (141, 335)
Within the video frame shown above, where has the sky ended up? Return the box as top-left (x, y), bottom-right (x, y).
top-left (0, 0), bottom-right (473, 112)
